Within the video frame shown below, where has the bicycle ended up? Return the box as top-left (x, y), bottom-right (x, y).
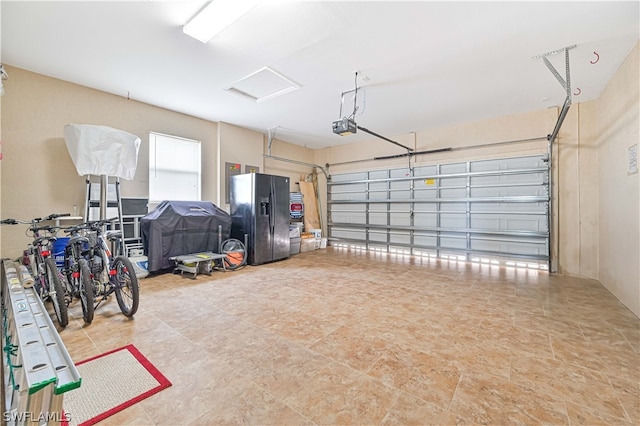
top-left (62, 224), bottom-right (95, 324)
top-left (0, 213), bottom-right (70, 327)
top-left (72, 218), bottom-right (140, 318)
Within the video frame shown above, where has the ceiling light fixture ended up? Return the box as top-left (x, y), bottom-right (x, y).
top-left (183, 0), bottom-right (261, 43)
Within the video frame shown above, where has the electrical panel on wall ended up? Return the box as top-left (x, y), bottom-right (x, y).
top-left (225, 162), bottom-right (242, 204)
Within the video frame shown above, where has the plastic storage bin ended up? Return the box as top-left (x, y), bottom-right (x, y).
top-left (290, 237), bottom-right (301, 255)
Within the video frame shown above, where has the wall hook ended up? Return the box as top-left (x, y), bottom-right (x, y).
top-left (573, 87), bottom-right (582, 96)
top-left (590, 51), bottom-right (600, 64)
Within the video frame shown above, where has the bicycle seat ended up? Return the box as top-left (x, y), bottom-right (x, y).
top-left (105, 230), bottom-right (122, 241)
top-left (68, 235), bottom-right (89, 246)
top-left (33, 235), bottom-right (56, 246)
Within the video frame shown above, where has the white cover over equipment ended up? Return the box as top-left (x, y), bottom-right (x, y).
top-left (64, 124), bottom-right (141, 180)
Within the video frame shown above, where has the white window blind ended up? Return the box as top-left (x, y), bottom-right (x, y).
top-left (149, 132), bottom-right (201, 203)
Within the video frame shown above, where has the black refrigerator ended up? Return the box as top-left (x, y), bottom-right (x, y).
top-left (230, 173), bottom-right (290, 265)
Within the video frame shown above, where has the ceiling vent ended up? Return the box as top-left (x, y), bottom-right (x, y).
top-left (225, 67), bottom-right (301, 103)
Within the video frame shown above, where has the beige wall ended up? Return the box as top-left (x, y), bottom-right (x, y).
top-left (218, 122), bottom-right (264, 209)
top-left (217, 123), bottom-right (315, 212)
top-left (595, 41), bottom-right (639, 317)
top-left (0, 66), bottom-right (217, 257)
top-left (264, 137), bottom-right (315, 191)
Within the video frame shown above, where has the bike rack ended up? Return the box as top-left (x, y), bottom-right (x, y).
top-left (1, 260), bottom-right (81, 425)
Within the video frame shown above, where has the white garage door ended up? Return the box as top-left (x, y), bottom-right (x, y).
top-left (328, 154), bottom-right (550, 268)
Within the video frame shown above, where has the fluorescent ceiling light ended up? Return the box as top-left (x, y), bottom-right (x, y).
top-left (183, 0), bottom-right (261, 43)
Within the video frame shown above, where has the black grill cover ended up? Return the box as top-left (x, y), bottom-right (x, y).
top-left (141, 201), bottom-right (231, 272)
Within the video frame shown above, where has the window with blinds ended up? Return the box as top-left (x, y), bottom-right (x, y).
top-left (149, 132), bottom-right (201, 203)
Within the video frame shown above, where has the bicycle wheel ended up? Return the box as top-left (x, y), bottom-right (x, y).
top-left (64, 246), bottom-right (75, 295)
top-left (113, 256), bottom-right (139, 317)
top-left (78, 259), bottom-right (94, 324)
top-left (62, 246), bottom-right (75, 304)
top-left (44, 257), bottom-right (69, 328)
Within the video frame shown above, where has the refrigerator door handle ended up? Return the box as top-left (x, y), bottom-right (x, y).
top-left (269, 183), bottom-right (275, 235)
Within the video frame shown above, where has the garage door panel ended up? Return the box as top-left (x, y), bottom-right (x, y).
top-left (390, 189), bottom-right (410, 199)
top-left (369, 170), bottom-right (389, 179)
top-left (369, 232), bottom-right (388, 242)
top-left (390, 181), bottom-right (411, 191)
top-left (390, 232), bottom-right (411, 244)
top-left (414, 188), bottom-right (437, 199)
top-left (440, 214), bottom-right (467, 229)
top-left (390, 169), bottom-right (410, 178)
top-left (331, 228), bottom-right (366, 240)
top-left (440, 188), bottom-right (467, 198)
top-left (332, 172), bottom-right (368, 183)
top-left (470, 239), bottom-right (546, 256)
top-left (441, 163), bottom-right (467, 174)
top-left (414, 165), bottom-right (438, 176)
top-left (414, 213), bottom-right (438, 227)
top-left (369, 212), bottom-right (387, 226)
top-left (470, 185), bottom-right (546, 198)
top-left (332, 211), bottom-right (366, 223)
top-left (470, 202), bottom-right (547, 213)
top-left (390, 216), bottom-right (411, 226)
top-left (470, 216), bottom-right (545, 232)
top-left (414, 235), bottom-right (437, 247)
top-left (441, 177), bottom-right (466, 188)
top-left (328, 154), bottom-right (549, 267)
top-left (440, 236), bottom-right (467, 249)
top-left (390, 203), bottom-right (411, 212)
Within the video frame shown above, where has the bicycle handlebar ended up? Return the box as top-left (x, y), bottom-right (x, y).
top-left (32, 225), bottom-right (63, 234)
top-left (1, 213), bottom-right (71, 226)
top-left (43, 213), bottom-right (71, 221)
top-left (63, 217), bottom-right (118, 234)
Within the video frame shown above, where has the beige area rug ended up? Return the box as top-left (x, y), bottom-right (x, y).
top-left (63, 345), bottom-right (172, 426)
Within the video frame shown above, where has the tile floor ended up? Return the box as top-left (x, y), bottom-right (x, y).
top-left (59, 247), bottom-right (639, 425)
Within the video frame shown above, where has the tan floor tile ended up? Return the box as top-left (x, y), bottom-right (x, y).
top-left (608, 375), bottom-right (640, 424)
top-left (381, 391), bottom-right (471, 425)
top-left (565, 401), bottom-right (635, 425)
top-left (449, 370), bottom-right (569, 425)
top-left (283, 362), bottom-right (397, 425)
top-left (510, 353), bottom-right (627, 420)
top-left (550, 336), bottom-right (640, 383)
top-left (424, 335), bottom-right (512, 380)
top-left (578, 322), bottom-right (636, 351)
top-left (513, 311), bottom-right (585, 340)
top-left (93, 403), bottom-right (155, 426)
top-left (618, 326), bottom-right (640, 353)
top-left (310, 324), bottom-right (392, 372)
top-left (188, 385), bottom-right (313, 426)
top-left (231, 338), bottom-right (330, 400)
top-left (137, 354), bottom-right (243, 424)
top-left (368, 345), bottom-right (462, 409)
top-left (476, 320), bottom-right (554, 359)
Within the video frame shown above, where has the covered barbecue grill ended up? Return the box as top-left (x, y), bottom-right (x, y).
top-left (141, 201), bottom-right (231, 272)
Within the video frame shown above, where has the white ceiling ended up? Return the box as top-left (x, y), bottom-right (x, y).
top-left (1, 1), bottom-right (638, 150)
